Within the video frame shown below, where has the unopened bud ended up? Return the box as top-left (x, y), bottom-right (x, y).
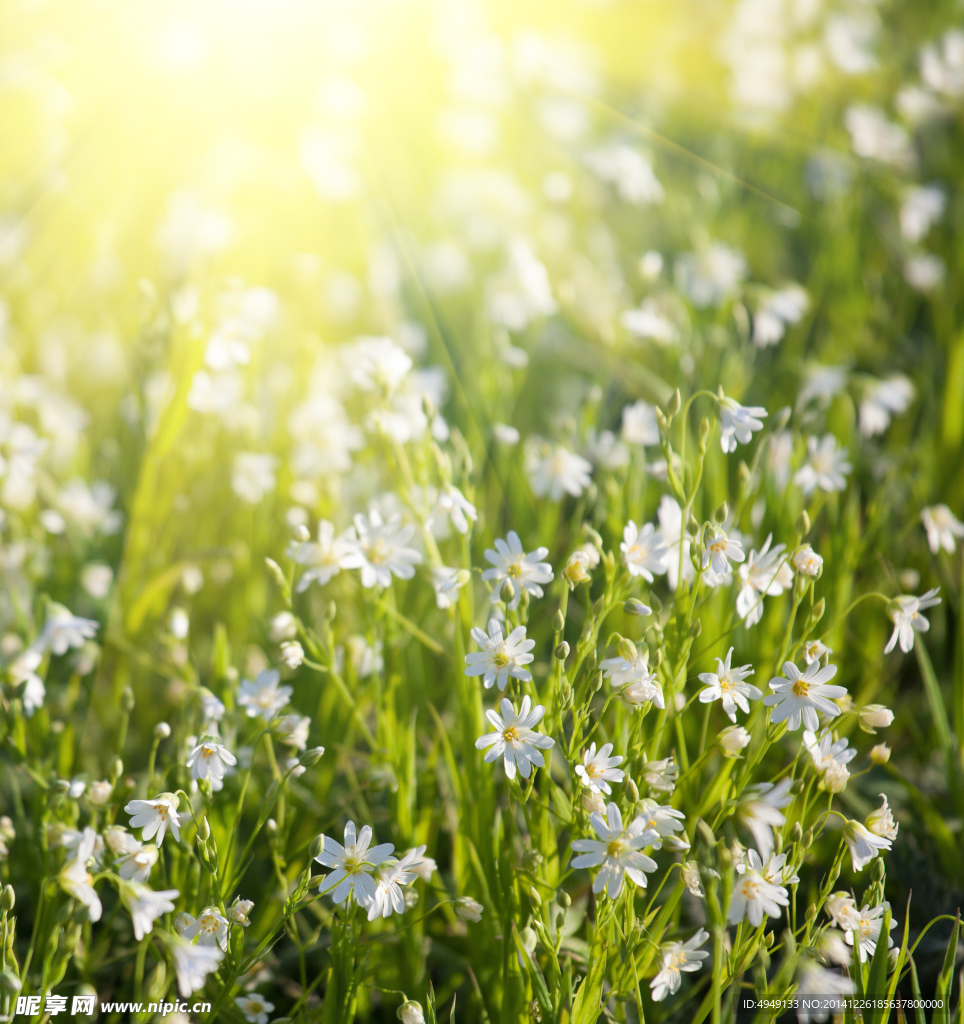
top-left (558, 890), bottom-right (571, 908)
top-left (500, 578), bottom-right (516, 604)
top-left (698, 416), bottom-right (710, 441)
top-left (121, 686), bottom-right (135, 712)
top-left (627, 779), bottom-right (639, 802)
top-left (656, 407), bottom-right (668, 431)
top-left (617, 637), bottom-right (637, 664)
top-left (554, 641), bottom-right (570, 660)
top-left (763, 931), bottom-right (775, 948)
top-left (690, 620), bottom-right (702, 638)
top-left (870, 743), bottom-right (891, 765)
top-left (397, 1000), bottom-right (426, 1024)
top-left (528, 886), bottom-right (542, 907)
top-left (265, 557), bottom-right (287, 591)
top-left (666, 389), bottom-right (681, 417)
top-left (623, 598), bottom-right (652, 617)
top-left (154, 722), bottom-right (171, 740)
top-left (714, 502), bottom-right (728, 525)
top-left (300, 746), bottom-right (326, 767)
top-left (871, 858), bottom-right (885, 882)
top-left (198, 817), bottom-right (211, 841)
top-left (791, 822), bottom-right (803, 843)
top-left (797, 510), bottom-right (811, 537)
top-left (552, 609), bottom-right (565, 633)
top-left (802, 829), bottom-right (813, 849)
top-left (310, 834), bottom-right (326, 858)
top-left (806, 903), bottom-right (818, 921)
top-left (326, 601), bottom-right (337, 622)
top-left (266, 818), bottom-right (278, 836)
top-left (111, 758), bottom-right (124, 782)
top-left (0, 885), bottom-right (14, 911)
top-left (811, 598), bottom-right (825, 623)
top-left (738, 460), bottom-right (751, 484)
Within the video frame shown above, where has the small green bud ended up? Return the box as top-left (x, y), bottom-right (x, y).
top-left (552, 609), bottom-right (565, 633)
top-left (714, 502), bottom-right (728, 524)
top-left (1, 884), bottom-right (15, 911)
top-left (623, 598), bottom-right (651, 616)
top-left (627, 779), bottom-right (639, 802)
top-left (326, 601), bottom-right (337, 622)
top-left (554, 641), bottom-right (570, 660)
top-left (666, 389), bottom-right (681, 417)
top-left (812, 598), bottom-right (825, 622)
top-left (689, 620), bottom-right (702, 638)
top-left (555, 911), bottom-right (566, 930)
top-left (806, 904), bottom-right (818, 921)
top-left (617, 637), bottom-right (637, 664)
top-left (500, 577), bottom-right (516, 604)
top-left (791, 822), bottom-right (803, 843)
top-left (528, 885), bottom-right (542, 907)
top-left (655, 407), bottom-right (668, 431)
top-left (198, 817), bottom-right (211, 841)
top-left (121, 686), bottom-right (135, 712)
top-left (309, 834), bottom-right (326, 858)
top-left (797, 509), bottom-right (811, 537)
top-left (300, 746), bottom-right (326, 767)
top-left (802, 828), bottom-right (813, 849)
top-left (154, 721), bottom-right (171, 740)
top-left (763, 931), bottom-right (775, 948)
top-left (558, 890), bottom-right (571, 908)
top-left (265, 557), bottom-right (287, 591)
top-left (738, 460), bottom-right (751, 484)
top-left (698, 416), bottom-right (710, 441)
top-left (111, 758), bottom-right (124, 782)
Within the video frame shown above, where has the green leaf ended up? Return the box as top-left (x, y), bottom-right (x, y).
top-left (909, 956), bottom-right (927, 1024)
top-left (571, 944), bottom-right (607, 1024)
top-left (512, 923), bottom-right (552, 1019)
top-left (936, 912), bottom-right (961, 1008)
top-left (866, 906), bottom-right (891, 1020)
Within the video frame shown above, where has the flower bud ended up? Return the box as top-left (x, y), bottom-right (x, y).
top-left (626, 779), bottom-right (639, 802)
top-left (698, 416), bottom-right (710, 442)
top-left (690, 620), bottom-right (702, 638)
top-left (454, 896), bottom-right (483, 922)
top-left (617, 637), bottom-right (637, 664)
top-left (265, 557), bottom-right (287, 591)
top-left (714, 502), bottom-right (728, 525)
top-left (266, 818), bottom-right (278, 836)
top-left (870, 743), bottom-right (891, 765)
top-left (665, 389), bottom-right (681, 418)
top-left (198, 817), bottom-right (211, 841)
top-left (655, 407), bottom-right (667, 431)
top-left (154, 721), bottom-right (172, 740)
top-left (309, 834), bottom-right (326, 858)
top-left (552, 609), bottom-right (565, 633)
top-left (718, 725), bottom-right (751, 755)
top-left (300, 746), bottom-right (326, 767)
top-left (528, 886), bottom-right (542, 907)
top-left (397, 1000), bottom-right (425, 1024)
top-left (623, 598), bottom-right (652, 617)
top-left (858, 705), bottom-right (894, 734)
top-left (796, 510), bottom-right (811, 537)
top-left (326, 601), bottom-right (337, 623)
top-left (554, 642), bottom-right (570, 661)
top-left (1, 885), bottom-right (15, 911)
top-left (811, 598), bottom-right (825, 623)
top-left (174, 912), bottom-right (195, 935)
top-left (792, 545), bottom-right (823, 577)
top-left (500, 577), bottom-right (516, 604)
top-left (737, 460), bottom-right (751, 485)
top-left (558, 889), bottom-right (571, 908)
top-left (791, 822), bottom-right (803, 843)
top-left (824, 764), bottom-right (849, 793)
top-left (581, 790), bottom-right (606, 814)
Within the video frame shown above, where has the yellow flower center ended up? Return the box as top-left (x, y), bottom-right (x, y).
top-left (502, 725), bottom-right (519, 744)
top-left (792, 679), bottom-right (810, 697)
top-left (493, 650), bottom-right (509, 668)
top-left (606, 838), bottom-right (627, 857)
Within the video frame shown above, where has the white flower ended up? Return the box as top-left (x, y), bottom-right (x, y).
top-left (367, 858), bottom-right (415, 921)
top-left (170, 937), bottom-right (224, 997)
top-left (736, 537), bottom-right (793, 626)
top-left (900, 185), bottom-right (945, 243)
top-left (397, 1000), bottom-right (426, 1024)
top-left (396, 845), bottom-right (437, 882)
top-left (121, 882), bottom-right (179, 941)
top-left (584, 429), bottom-right (629, 471)
top-left (802, 640), bottom-right (833, 665)
top-left (237, 669), bottom-right (292, 720)
top-left (675, 242), bottom-right (747, 308)
top-left (620, 521), bottom-right (668, 582)
top-left (719, 725), bottom-right (751, 754)
top-left (563, 549), bottom-right (595, 590)
top-left (570, 802), bottom-right (660, 898)
top-left (640, 757), bottom-right (678, 794)
top-left (481, 531), bottom-right (553, 610)
top-left (859, 377), bottom-right (914, 437)
top-left (186, 740), bottom-right (237, 785)
top-left (802, 730), bottom-right (856, 773)
top-left (228, 897), bottom-right (254, 926)
top-left (425, 485), bottom-right (477, 535)
top-left (232, 453), bottom-right (278, 504)
top-left (280, 640), bottom-right (304, 669)
top-left (884, 588), bottom-right (941, 653)
top-left (904, 253), bottom-right (945, 292)
top-left (825, 892), bottom-right (860, 931)
top-left (796, 964), bottom-right (855, 1022)
top-left (454, 896), bottom-right (483, 922)
top-left (703, 528), bottom-right (745, 577)
top-left (737, 780), bottom-right (792, 858)
top-left (276, 715), bottom-right (311, 751)
top-left (125, 794), bottom-right (182, 846)
top-left (921, 505), bottom-right (964, 555)
top-left (586, 144), bottom-right (664, 204)
top-left (87, 780), bottom-right (113, 806)
top-left (58, 828), bottom-right (103, 922)
top-left (650, 929), bottom-right (709, 1001)
top-left (524, 438), bottom-right (592, 500)
top-left (292, 520), bottom-right (362, 592)
top-left (752, 285), bottom-right (809, 347)
top-left (865, 794), bottom-right (898, 841)
top-left (430, 566), bottom-right (469, 609)
top-left (58, 479), bottom-right (123, 535)
top-left (475, 696), bottom-right (555, 780)
top-left (200, 689), bottom-right (226, 724)
top-left (493, 423), bottom-right (520, 445)
top-left (621, 400), bottom-right (659, 446)
top-left (181, 906), bottom-right (230, 949)
top-left (655, 495), bottom-right (693, 591)
top-left (116, 844), bottom-right (159, 883)
top-left (314, 821), bottom-right (395, 907)
top-left (728, 849), bottom-right (789, 926)
top-left (600, 650), bottom-right (665, 709)
top-left (764, 660), bottom-right (847, 731)
top-left (792, 545), bottom-right (823, 577)
top-left (845, 105), bottom-right (913, 170)
top-left (81, 563), bottom-right (114, 599)
top-left (236, 994), bottom-right (275, 1024)
top-left (634, 799), bottom-right (686, 848)
top-left (793, 435), bottom-right (852, 496)
top-left (9, 648), bottom-right (45, 716)
top-left (858, 704), bottom-right (893, 733)
top-left (842, 819), bottom-right (892, 872)
top-left (761, 852), bottom-right (799, 887)
top-left (40, 606), bottom-right (99, 656)
top-left (574, 743), bottom-right (625, 795)
top-left (349, 510), bottom-right (422, 589)
top-left (698, 648), bottom-right (761, 722)
top-left (718, 397), bottom-right (767, 453)
top-left (345, 335), bottom-right (412, 393)
top-left (465, 619), bottom-right (535, 690)
top-left (844, 902), bottom-right (897, 962)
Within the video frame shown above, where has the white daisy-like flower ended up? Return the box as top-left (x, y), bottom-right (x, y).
top-left (865, 794), bottom-right (898, 841)
top-left (116, 844), bottom-right (159, 883)
top-left (58, 828), bottom-right (103, 922)
top-left (121, 881), bottom-right (179, 941)
top-left (430, 565), bottom-right (469, 609)
top-left (842, 819), bottom-right (892, 872)
top-left (884, 588), bottom-right (941, 653)
top-left (736, 536), bottom-right (793, 626)
top-left (752, 285), bottom-right (809, 348)
top-left (574, 742), bottom-right (625, 795)
top-left (718, 397), bottom-right (767, 453)
top-left (314, 821), bottom-right (396, 907)
top-left (291, 520), bottom-right (362, 592)
top-left (825, 892), bottom-right (860, 931)
top-left (802, 730), bottom-right (857, 773)
top-left (40, 606), bottom-right (99, 657)
top-left (763, 660), bottom-right (847, 731)
top-left (656, 495), bottom-right (694, 590)
top-left (235, 994), bottom-right (275, 1024)
top-left (620, 521), bottom-right (669, 582)
top-left (698, 648), bottom-right (761, 722)
top-left (702, 528), bottom-right (745, 577)
top-left (396, 844), bottom-right (437, 882)
top-left (634, 799), bottom-right (686, 848)
top-left (186, 739), bottom-right (237, 785)
top-left (181, 905), bottom-right (229, 949)
top-left (599, 650), bottom-right (666, 709)
top-left (524, 438), bottom-right (592, 500)
top-left (859, 376), bottom-right (914, 438)
top-left (228, 897), bottom-right (254, 926)
top-left (275, 715), bottom-right (311, 751)
top-left (761, 852), bottom-right (799, 887)
top-left (793, 435), bottom-right (852, 496)
top-left (570, 802), bottom-right (660, 898)
top-left (650, 929), bottom-right (710, 1001)
top-left (237, 669), bottom-right (292, 721)
top-left (727, 848), bottom-right (789, 925)
top-left (170, 936), bottom-right (224, 997)
top-left (640, 756), bottom-right (679, 794)
top-left (425, 485), bottom-right (477, 536)
top-left (474, 696), bottom-right (554, 780)
top-left (621, 400), bottom-right (659, 446)
top-left (124, 794), bottom-right (182, 846)
top-left (366, 858), bottom-right (416, 921)
top-left (9, 648), bottom-right (45, 717)
top-left (737, 780), bottom-right (792, 858)
top-left (465, 619), bottom-right (535, 690)
top-left (844, 902), bottom-right (897, 962)
top-left (802, 639), bottom-right (833, 665)
top-left (345, 335), bottom-right (412, 393)
top-left (921, 504), bottom-right (964, 555)
top-left (481, 531), bottom-right (553, 610)
top-left (349, 510), bottom-right (422, 589)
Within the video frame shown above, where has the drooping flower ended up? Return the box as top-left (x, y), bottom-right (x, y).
top-left (921, 504), bottom-right (964, 555)
top-left (481, 531), bottom-right (553, 610)
top-left (170, 937), bottom-right (224, 997)
top-left (793, 435), bottom-right (852, 495)
top-left (795, 964), bottom-right (855, 1022)
top-left (349, 510), bottom-right (422, 589)
top-left (737, 780), bottom-right (792, 858)
top-left (884, 588), bottom-right (941, 653)
top-left (9, 648), bottom-right (45, 717)
top-left (474, 696), bottom-right (555, 780)
top-left (600, 649), bottom-right (665, 709)
top-left (570, 802), bottom-right (660, 898)
top-left (727, 848), bottom-right (790, 925)
top-left (237, 669), bottom-right (292, 721)
top-left (718, 397), bottom-right (767, 453)
top-left (115, 843), bottom-right (159, 883)
top-left (186, 739), bottom-right (237, 785)
top-left (865, 794), bottom-right (899, 841)
top-left (314, 821), bottom-right (395, 907)
top-left (524, 438), bottom-right (592, 500)
top-left (181, 906), bottom-right (230, 949)
top-left (764, 660), bottom-right (847, 731)
top-left (640, 756), bottom-right (679, 794)
top-left (121, 882), bottom-right (179, 941)
top-left (454, 896), bottom-right (483, 922)
top-left (124, 793), bottom-right (182, 846)
top-left (465, 619), bottom-right (535, 691)
top-left (842, 819), bottom-right (892, 872)
top-left (719, 725), bottom-right (751, 754)
top-left (396, 845), bottom-right (437, 882)
top-left (367, 858), bottom-right (416, 921)
top-left (228, 897), bottom-right (254, 926)
top-left (858, 704), bottom-right (893, 734)
top-left (620, 521), bottom-right (669, 582)
top-left (275, 715), bottom-right (311, 751)
top-left (698, 649), bottom-right (761, 722)
top-left (574, 743), bottom-right (625, 795)
top-left (650, 929), bottom-right (710, 1001)
top-left (736, 537), bottom-right (793, 627)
